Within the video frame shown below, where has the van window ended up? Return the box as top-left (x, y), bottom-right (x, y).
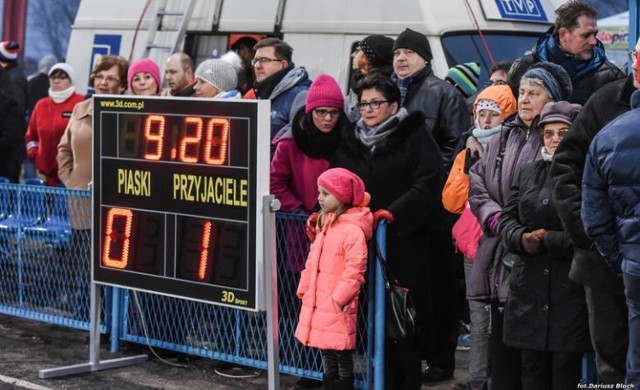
top-left (441, 32), bottom-right (540, 84)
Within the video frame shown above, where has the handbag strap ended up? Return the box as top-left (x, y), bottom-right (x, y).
top-left (373, 240), bottom-right (399, 289)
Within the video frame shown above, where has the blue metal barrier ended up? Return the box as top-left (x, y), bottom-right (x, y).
top-left (115, 212), bottom-right (376, 388)
top-left (0, 184), bottom-right (109, 334)
top-left (0, 183), bottom-right (608, 388)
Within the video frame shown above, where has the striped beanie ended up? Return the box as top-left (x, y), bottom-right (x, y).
top-left (445, 62), bottom-right (481, 98)
top-left (0, 41), bottom-right (19, 63)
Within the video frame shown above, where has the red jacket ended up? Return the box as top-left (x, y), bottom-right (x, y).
top-left (270, 137), bottom-right (330, 213)
top-left (295, 207), bottom-right (373, 350)
top-left (26, 93), bottom-right (84, 186)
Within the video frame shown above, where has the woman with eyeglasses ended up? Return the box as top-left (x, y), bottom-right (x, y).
top-left (270, 74), bottom-right (348, 389)
top-left (271, 74), bottom-right (347, 215)
top-left (327, 72), bottom-right (445, 389)
top-left (468, 62), bottom-right (573, 390)
top-left (25, 63), bottom-right (83, 186)
top-left (499, 101), bottom-right (590, 390)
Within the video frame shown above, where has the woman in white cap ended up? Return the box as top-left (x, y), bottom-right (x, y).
top-left (193, 59), bottom-right (240, 99)
top-left (25, 63), bottom-right (84, 186)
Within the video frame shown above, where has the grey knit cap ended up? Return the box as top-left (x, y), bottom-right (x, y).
top-left (195, 59), bottom-right (238, 93)
top-left (521, 62), bottom-right (572, 102)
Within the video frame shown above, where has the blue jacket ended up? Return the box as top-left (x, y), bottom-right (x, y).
top-left (267, 67), bottom-right (311, 144)
top-left (582, 91), bottom-right (640, 276)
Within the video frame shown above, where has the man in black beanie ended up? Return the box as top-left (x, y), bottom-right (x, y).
top-left (392, 28), bottom-right (469, 171)
top-left (390, 27), bottom-right (466, 386)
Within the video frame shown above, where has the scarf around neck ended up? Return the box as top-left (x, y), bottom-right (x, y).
top-left (472, 125), bottom-right (502, 148)
top-left (49, 86), bottom-right (76, 104)
top-left (355, 108), bottom-right (408, 153)
top-left (292, 110), bottom-right (342, 159)
top-left (539, 33), bottom-right (605, 81)
top-left (253, 64), bottom-right (293, 99)
top-left (541, 146), bottom-right (553, 161)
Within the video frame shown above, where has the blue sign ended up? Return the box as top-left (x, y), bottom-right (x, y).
top-left (495, 0), bottom-right (548, 22)
top-left (89, 34), bottom-right (122, 86)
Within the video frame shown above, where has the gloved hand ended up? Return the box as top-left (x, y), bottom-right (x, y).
top-left (27, 147), bottom-right (37, 162)
top-left (305, 212), bottom-right (319, 243)
top-left (487, 212), bottom-right (501, 236)
top-left (522, 232), bottom-right (543, 255)
top-left (373, 209), bottom-right (394, 228)
top-left (466, 136), bottom-right (484, 158)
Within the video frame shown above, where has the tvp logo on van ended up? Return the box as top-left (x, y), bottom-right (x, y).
top-left (495, 0), bottom-right (548, 22)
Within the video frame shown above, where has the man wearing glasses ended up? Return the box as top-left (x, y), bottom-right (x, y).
top-left (508, 1), bottom-right (623, 106)
top-left (249, 37), bottom-right (311, 157)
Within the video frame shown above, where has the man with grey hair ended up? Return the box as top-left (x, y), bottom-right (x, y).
top-left (549, 37), bottom-right (640, 385)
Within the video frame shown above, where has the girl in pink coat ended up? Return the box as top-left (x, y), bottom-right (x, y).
top-left (295, 168), bottom-right (373, 389)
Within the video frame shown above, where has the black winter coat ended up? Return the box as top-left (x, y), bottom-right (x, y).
top-left (402, 67), bottom-right (470, 171)
top-left (0, 88), bottom-right (26, 181)
top-left (500, 160), bottom-right (591, 352)
top-left (331, 110), bottom-right (446, 329)
top-left (550, 75), bottom-right (634, 293)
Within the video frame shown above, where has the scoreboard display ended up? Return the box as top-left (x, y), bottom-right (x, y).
top-left (92, 96), bottom-right (270, 311)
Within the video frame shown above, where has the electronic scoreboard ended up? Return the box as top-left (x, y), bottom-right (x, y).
top-left (92, 96), bottom-right (270, 311)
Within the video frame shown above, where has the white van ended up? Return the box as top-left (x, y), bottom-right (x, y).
top-left (67, 0), bottom-right (559, 94)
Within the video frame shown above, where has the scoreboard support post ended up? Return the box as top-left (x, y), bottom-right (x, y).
top-left (263, 195), bottom-right (280, 390)
top-left (38, 283), bottom-right (147, 378)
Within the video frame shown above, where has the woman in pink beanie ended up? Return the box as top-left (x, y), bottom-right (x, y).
top-left (271, 74), bottom-right (348, 214)
top-left (128, 58), bottom-right (161, 95)
top-left (295, 167), bottom-right (372, 389)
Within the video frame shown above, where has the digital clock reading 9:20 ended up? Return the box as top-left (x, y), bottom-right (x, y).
top-left (118, 114), bottom-right (230, 165)
top-left (92, 96), bottom-right (270, 311)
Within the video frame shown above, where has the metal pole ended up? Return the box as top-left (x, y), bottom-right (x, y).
top-left (374, 221), bottom-right (387, 390)
top-left (263, 195), bottom-right (280, 390)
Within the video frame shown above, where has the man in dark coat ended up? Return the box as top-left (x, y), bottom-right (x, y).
top-left (582, 90), bottom-right (640, 388)
top-left (508, 1), bottom-right (623, 106)
top-left (391, 28), bottom-right (466, 383)
top-left (27, 54), bottom-right (57, 114)
top-left (0, 69), bottom-right (27, 182)
top-left (549, 37), bottom-right (638, 383)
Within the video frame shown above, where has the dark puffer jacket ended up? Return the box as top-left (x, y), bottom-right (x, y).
top-left (468, 112), bottom-right (543, 302)
top-left (501, 160), bottom-right (590, 352)
top-left (509, 28), bottom-right (624, 106)
top-left (401, 66), bottom-right (470, 171)
top-left (582, 95), bottom-right (640, 277)
top-left (550, 75), bottom-right (634, 293)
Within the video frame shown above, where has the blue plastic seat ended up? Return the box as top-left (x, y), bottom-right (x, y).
top-left (0, 181), bottom-right (47, 232)
top-left (24, 192), bottom-right (72, 247)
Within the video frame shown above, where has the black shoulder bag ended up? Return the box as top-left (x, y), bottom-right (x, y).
top-left (375, 242), bottom-right (417, 341)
